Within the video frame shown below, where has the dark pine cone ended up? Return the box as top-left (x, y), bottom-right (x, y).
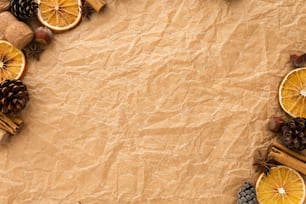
top-left (0, 79), bottom-right (29, 114)
top-left (10, 0), bottom-right (38, 20)
top-left (281, 117), bottom-right (306, 151)
top-left (237, 182), bottom-right (257, 204)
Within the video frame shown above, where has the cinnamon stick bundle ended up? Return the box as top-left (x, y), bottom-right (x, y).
top-left (271, 142), bottom-right (306, 163)
top-left (268, 142), bottom-right (306, 175)
top-left (85, 0), bottom-right (105, 12)
top-left (0, 113), bottom-right (23, 144)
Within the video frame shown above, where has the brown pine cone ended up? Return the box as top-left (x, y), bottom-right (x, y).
top-left (0, 79), bottom-right (29, 114)
top-left (281, 117), bottom-right (306, 151)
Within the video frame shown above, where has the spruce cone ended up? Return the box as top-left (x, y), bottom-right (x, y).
top-left (10, 0), bottom-right (38, 20)
top-left (281, 117), bottom-right (306, 151)
top-left (0, 79), bottom-right (29, 114)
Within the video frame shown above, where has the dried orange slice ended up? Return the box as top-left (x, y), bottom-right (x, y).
top-left (36, 0), bottom-right (82, 32)
top-left (256, 166), bottom-right (305, 204)
top-left (0, 40), bottom-right (26, 82)
top-left (279, 68), bottom-right (306, 118)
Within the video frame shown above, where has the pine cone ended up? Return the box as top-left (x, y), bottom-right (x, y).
top-left (237, 182), bottom-right (257, 204)
top-left (10, 0), bottom-right (38, 20)
top-left (281, 118), bottom-right (306, 151)
top-left (0, 79), bottom-right (29, 114)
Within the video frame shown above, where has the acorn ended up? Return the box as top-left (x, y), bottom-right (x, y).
top-left (34, 26), bottom-right (53, 45)
top-left (268, 116), bottom-right (285, 133)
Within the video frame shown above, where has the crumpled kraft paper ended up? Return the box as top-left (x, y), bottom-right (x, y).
top-left (0, 0), bottom-right (305, 203)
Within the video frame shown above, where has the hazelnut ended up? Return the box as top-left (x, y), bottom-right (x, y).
top-left (34, 27), bottom-right (53, 45)
top-left (268, 116), bottom-right (285, 133)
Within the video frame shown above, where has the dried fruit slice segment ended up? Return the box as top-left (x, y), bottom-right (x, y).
top-left (0, 40), bottom-right (26, 82)
top-left (36, 0), bottom-right (82, 32)
top-left (256, 166), bottom-right (305, 204)
top-left (279, 68), bottom-right (306, 118)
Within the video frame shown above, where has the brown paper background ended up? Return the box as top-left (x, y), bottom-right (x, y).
top-left (0, 0), bottom-right (306, 203)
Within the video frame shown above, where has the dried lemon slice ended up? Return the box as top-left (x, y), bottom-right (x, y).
top-left (0, 40), bottom-right (26, 82)
top-left (279, 68), bottom-right (306, 118)
top-left (36, 0), bottom-right (82, 32)
top-left (256, 166), bottom-right (305, 204)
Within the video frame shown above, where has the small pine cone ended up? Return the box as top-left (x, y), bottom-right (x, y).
top-left (237, 182), bottom-right (257, 204)
top-left (10, 0), bottom-right (38, 20)
top-left (0, 79), bottom-right (29, 114)
top-left (281, 117), bottom-right (306, 151)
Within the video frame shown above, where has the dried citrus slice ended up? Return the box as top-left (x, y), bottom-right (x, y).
top-left (256, 166), bottom-right (305, 204)
top-left (0, 40), bottom-right (26, 82)
top-left (36, 0), bottom-right (82, 32)
top-left (279, 68), bottom-right (306, 118)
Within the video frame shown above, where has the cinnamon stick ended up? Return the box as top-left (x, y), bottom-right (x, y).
top-left (271, 142), bottom-right (306, 163)
top-left (0, 122), bottom-right (14, 134)
top-left (10, 116), bottom-right (24, 126)
top-left (268, 146), bottom-right (306, 175)
top-left (0, 113), bottom-right (23, 135)
top-left (85, 0), bottom-right (105, 12)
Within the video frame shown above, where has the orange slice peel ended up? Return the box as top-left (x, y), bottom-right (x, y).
top-left (279, 67), bottom-right (306, 118)
top-left (36, 0), bottom-right (82, 32)
top-left (256, 165), bottom-right (305, 204)
top-left (0, 40), bottom-right (26, 82)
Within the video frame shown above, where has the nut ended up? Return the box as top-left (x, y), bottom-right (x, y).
top-left (34, 26), bottom-right (53, 45)
top-left (268, 116), bottom-right (285, 133)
